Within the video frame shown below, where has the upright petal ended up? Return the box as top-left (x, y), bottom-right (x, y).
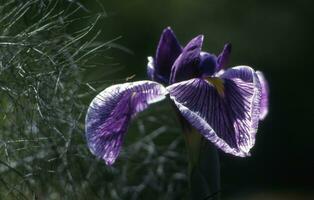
top-left (147, 56), bottom-right (156, 80)
top-left (147, 56), bottom-right (168, 83)
top-left (85, 81), bottom-right (168, 165)
top-left (154, 27), bottom-right (182, 83)
top-left (170, 35), bottom-right (204, 83)
top-left (217, 43), bottom-right (232, 71)
top-left (256, 71), bottom-right (269, 120)
top-left (167, 76), bottom-right (261, 156)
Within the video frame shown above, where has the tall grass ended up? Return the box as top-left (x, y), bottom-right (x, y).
top-left (0, 0), bottom-right (187, 199)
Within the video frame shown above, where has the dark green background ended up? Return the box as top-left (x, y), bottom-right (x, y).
top-left (82, 0), bottom-right (314, 198)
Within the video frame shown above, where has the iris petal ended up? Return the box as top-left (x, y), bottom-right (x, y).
top-left (217, 43), bottom-right (232, 71)
top-left (147, 56), bottom-right (156, 81)
top-left (147, 56), bottom-right (169, 83)
top-left (170, 35), bottom-right (204, 83)
top-left (221, 66), bottom-right (263, 149)
top-left (85, 81), bottom-right (168, 165)
top-left (167, 76), bottom-right (261, 156)
top-left (151, 27), bottom-right (182, 83)
top-left (220, 65), bottom-right (256, 82)
top-left (220, 65), bottom-right (263, 124)
top-left (256, 71), bottom-right (269, 120)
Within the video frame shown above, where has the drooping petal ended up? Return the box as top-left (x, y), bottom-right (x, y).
top-left (85, 81), bottom-right (168, 165)
top-left (217, 43), bottom-right (232, 71)
top-left (170, 35), bottom-right (204, 83)
top-left (167, 77), bottom-right (261, 156)
top-left (220, 66), bottom-right (263, 122)
top-left (220, 66), bottom-right (263, 148)
top-left (153, 27), bottom-right (182, 83)
top-left (220, 65), bottom-right (257, 82)
top-left (256, 71), bottom-right (269, 120)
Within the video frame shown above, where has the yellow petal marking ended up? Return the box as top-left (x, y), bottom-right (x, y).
top-left (206, 77), bottom-right (225, 97)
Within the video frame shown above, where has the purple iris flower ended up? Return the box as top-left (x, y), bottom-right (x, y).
top-left (85, 27), bottom-right (269, 165)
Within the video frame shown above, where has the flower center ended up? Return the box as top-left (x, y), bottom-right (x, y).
top-left (206, 77), bottom-right (225, 97)
top-left (198, 52), bottom-right (217, 77)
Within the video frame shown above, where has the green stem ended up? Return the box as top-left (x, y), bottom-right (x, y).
top-left (170, 100), bottom-right (220, 199)
top-left (183, 128), bottom-right (221, 200)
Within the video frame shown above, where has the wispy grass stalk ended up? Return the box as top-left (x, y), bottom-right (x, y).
top-left (0, 0), bottom-right (187, 199)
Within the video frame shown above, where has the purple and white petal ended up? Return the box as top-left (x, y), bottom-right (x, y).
top-left (85, 81), bottom-right (168, 165)
top-left (220, 65), bottom-right (255, 82)
top-left (217, 43), bottom-right (232, 71)
top-left (147, 56), bottom-right (169, 83)
top-left (220, 66), bottom-right (263, 150)
top-left (147, 56), bottom-right (155, 81)
top-left (154, 27), bottom-right (182, 82)
top-left (167, 77), bottom-right (261, 156)
top-left (170, 35), bottom-right (204, 83)
top-left (256, 71), bottom-right (269, 120)
top-left (221, 65), bottom-right (263, 123)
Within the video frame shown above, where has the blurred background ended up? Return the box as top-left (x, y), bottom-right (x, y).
top-left (0, 0), bottom-right (313, 199)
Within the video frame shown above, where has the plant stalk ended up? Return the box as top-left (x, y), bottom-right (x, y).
top-left (182, 124), bottom-right (221, 200)
top-left (171, 100), bottom-right (221, 199)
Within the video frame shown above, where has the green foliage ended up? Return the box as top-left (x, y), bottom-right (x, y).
top-left (0, 0), bottom-right (187, 199)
